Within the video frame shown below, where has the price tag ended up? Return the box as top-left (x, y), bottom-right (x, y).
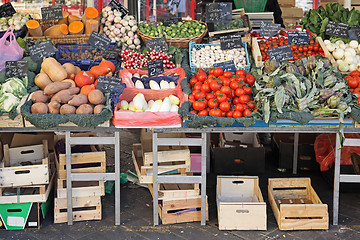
top-left (326, 21), bottom-right (349, 38)
top-left (6, 61), bottom-right (28, 78)
top-left (163, 17), bottom-right (181, 27)
top-left (268, 45), bottom-right (294, 63)
top-left (205, 2), bottom-right (232, 23)
top-left (260, 22), bottom-right (281, 37)
top-left (108, 0), bottom-right (129, 17)
top-left (0, 2), bottom-right (16, 18)
top-left (146, 37), bottom-right (168, 52)
top-left (220, 34), bottom-right (243, 50)
top-left (213, 60), bottom-right (236, 74)
top-left (349, 25), bottom-right (360, 40)
top-left (102, 47), bottom-right (121, 60)
top-left (96, 75), bottom-right (122, 93)
top-left (88, 31), bottom-right (111, 51)
top-left (28, 40), bottom-right (56, 61)
top-left (287, 31), bottom-right (309, 45)
top-left (148, 60), bottom-right (164, 77)
top-left (41, 6), bottom-right (63, 21)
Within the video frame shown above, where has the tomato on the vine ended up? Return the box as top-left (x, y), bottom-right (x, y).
top-left (190, 110), bottom-right (197, 114)
top-left (239, 94), bottom-right (250, 104)
top-left (208, 99), bottom-right (218, 109)
top-left (245, 74), bottom-right (255, 86)
top-left (219, 102), bottom-right (231, 112)
top-left (210, 81), bottom-right (221, 91)
top-left (198, 110), bottom-right (208, 116)
top-left (350, 70), bottom-right (360, 78)
top-left (190, 77), bottom-right (197, 86)
top-left (226, 110), bottom-right (234, 118)
top-left (230, 81), bottom-right (239, 90)
top-left (243, 109), bottom-right (252, 117)
top-left (188, 94), bottom-right (195, 102)
top-left (223, 71), bottom-right (233, 78)
top-left (236, 69), bottom-right (246, 77)
top-left (216, 94), bottom-right (228, 103)
top-left (201, 83), bottom-right (211, 93)
top-left (248, 101), bottom-right (256, 109)
top-left (197, 73), bottom-right (207, 82)
top-left (193, 82), bottom-right (202, 91)
top-left (209, 108), bottom-right (222, 117)
top-left (220, 86), bottom-right (231, 95)
top-left (347, 78), bottom-right (358, 89)
top-left (233, 110), bottom-right (242, 118)
top-left (193, 101), bottom-right (206, 111)
top-left (205, 93), bottom-right (215, 101)
top-left (194, 91), bottom-right (205, 100)
top-left (235, 103), bottom-right (245, 112)
top-left (243, 86), bottom-right (252, 95)
top-left (222, 78), bottom-right (231, 86)
top-left (235, 88), bottom-right (245, 96)
top-left (213, 68), bottom-right (223, 77)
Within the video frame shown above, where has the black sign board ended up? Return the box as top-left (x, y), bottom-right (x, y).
top-left (220, 34), bottom-right (243, 50)
top-left (102, 47), bottom-right (121, 60)
top-left (96, 75), bottom-right (122, 93)
top-left (287, 31), bottom-right (309, 45)
top-left (0, 3), bottom-right (16, 18)
top-left (148, 60), bottom-right (164, 77)
top-left (88, 31), bottom-right (111, 51)
top-left (205, 2), bottom-right (232, 23)
top-left (108, 0), bottom-right (129, 17)
top-left (268, 45), bottom-right (294, 63)
top-left (5, 61), bottom-right (28, 78)
top-left (146, 37), bottom-right (168, 52)
top-left (260, 22), bottom-right (281, 37)
top-left (325, 21), bottom-right (349, 38)
top-left (349, 25), bottom-right (360, 40)
top-left (163, 17), bottom-right (181, 27)
top-left (28, 40), bottom-right (56, 61)
top-left (213, 60), bottom-right (236, 74)
top-left (41, 6), bottom-right (63, 21)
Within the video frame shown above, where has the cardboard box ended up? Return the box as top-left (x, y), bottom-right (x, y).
top-left (280, 7), bottom-right (303, 18)
top-left (11, 133), bottom-right (55, 151)
top-left (278, 0), bottom-right (295, 7)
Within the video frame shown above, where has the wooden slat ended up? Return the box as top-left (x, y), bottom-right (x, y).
top-left (143, 149), bottom-right (190, 166)
top-left (55, 196), bottom-right (101, 209)
top-left (252, 37), bottom-right (263, 67)
top-left (54, 206), bottom-right (102, 223)
top-left (57, 181), bottom-right (105, 198)
top-left (8, 144), bottom-right (45, 165)
top-left (58, 152), bottom-right (106, 165)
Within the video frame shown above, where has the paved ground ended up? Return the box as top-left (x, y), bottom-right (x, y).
top-left (2, 130), bottom-right (360, 240)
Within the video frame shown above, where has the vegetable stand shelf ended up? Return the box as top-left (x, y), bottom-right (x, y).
top-left (0, 126), bottom-right (121, 226)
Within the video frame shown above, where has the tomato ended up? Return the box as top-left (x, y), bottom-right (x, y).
top-left (197, 109), bottom-right (208, 116)
top-left (193, 101), bottom-right (206, 111)
top-left (245, 74), bottom-right (255, 86)
top-left (347, 78), bottom-right (358, 89)
top-left (193, 82), bottom-right (202, 91)
top-left (303, 46), bottom-right (308, 52)
top-left (350, 70), bottom-right (360, 78)
top-left (194, 91), bottom-right (206, 100)
top-left (298, 47), bottom-right (303, 52)
top-left (248, 101), bottom-right (256, 109)
top-left (209, 108), bottom-right (222, 117)
top-left (243, 86), bottom-right (252, 95)
top-left (208, 99), bottom-right (218, 109)
top-left (223, 71), bottom-right (233, 78)
top-left (190, 77), bottom-right (197, 86)
top-left (222, 78), bottom-right (231, 86)
top-left (243, 109), bottom-right (252, 117)
top-left (239, 94), bottom-right (250, 104)
top-left (208, 69), bottom-right (214, 75)
top-left (309, 40), bottom-right (315, 45)
top-left (205, 93), bottom-right (215, 101)
top-left (236, 69), bottom-right (246, 77)
top-left (219, 102), bottom-right (230, 112)
top-left (235, 88), bottom-right (245, 96)
top-left (233, 97), bottom-right (240, 105)
top-left (226, 111), bottom-right (234, 118)
top-left (213, 68), bottom-right (224, 77)
top-left (188, 94), bottom-right (195, 102)
top-left (221, 111), bottom-right (226, 117)
top-left (358, 98), bottom-right (360, 105)
top-left (230, 81), bottom-right (239, 90)
top-left (190, 110), bottom-right (197, 114)
top-left (216, 94), bottom-right (228, 103)
top-left (233, 110), bottom-right (242, 118)
top-left (197, 73), bottom-right (207, 82)
top-left (314, 46), bottom-right (319, 52)
top-left (210, 81), bottom-right (221, 91)
top-left (201, 83), bottom-right (211, 93)
top-left (235, 104), bottom-right (245, 112)
top-left (220, 86), bottom-right (231, 95)
top-left (308, 45), bottom-right (314, 51)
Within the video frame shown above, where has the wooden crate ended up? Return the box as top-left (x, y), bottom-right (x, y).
top-left (280, 7), bottom-right (303, 18)
top-left (217, 176), bottom-right (266, 230)
top-left (0, 94), bottom-right (28, 127)
top-left (0, 140), bottom-right (49, 187)
top-left (278, 0), bottom-right (295, 7)
top-left (268, 178), bottom-right (329, 230)
top-left (56, 179), bottom-right (105, 198)
top-left (54, 195), bottom-right (101, 223)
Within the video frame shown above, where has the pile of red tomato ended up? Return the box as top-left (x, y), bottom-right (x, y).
top-left (188, 68), bottom-right (256, 118)
top-left (345, 70), bottom-right (360, 104)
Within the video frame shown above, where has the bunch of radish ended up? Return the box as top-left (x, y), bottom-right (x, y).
top-left (101, 6), bottom-right (141, 49)
top-left (148, 48), bottom-right (176, 68)
top-left (120, 49), bottom-right (176, 70)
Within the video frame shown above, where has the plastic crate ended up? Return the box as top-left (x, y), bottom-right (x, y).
top-left (234, 0), bottom-right (267, 12)
top-left (55, 43), bottom-right (117, 70)
top-left (189, 41), bottom-right (250, 73)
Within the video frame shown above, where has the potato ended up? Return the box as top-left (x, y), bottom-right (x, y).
top-left (88, 89), bottom-right (105, 105)
top-left (62, 79), bottom-right (76, 88)
top-left (60, 104), bottom-right (76, 114)
top-left (68, 93), bottom-right (88, 106)
top-left (31, 102), bottom-right (48, 113)
top-left (48, 101), bottom-right (61, 114)
top-left (44, 81), bottom-right (72, 95)
top-left (94, 104), bottom-right (105, 114)
top-left (51, 87), bottom-right (80, 103)
top-left (31, 90), bottom-right (49, 103)
top-left (76, 104), bottom-right (93, 114)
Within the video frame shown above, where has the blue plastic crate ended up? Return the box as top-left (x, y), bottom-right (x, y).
top-left (189, 41), bottom-right (251, 73)
top-left (183, 119), bottom-right (268, 128)
top-left (55, 43), bottom-right (117, 70)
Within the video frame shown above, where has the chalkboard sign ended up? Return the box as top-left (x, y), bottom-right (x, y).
top-left (288, 31), bottom-right (309, 45)
top-left (0, 3), bottom-right (16, 18)
top-left (96, 75), bottom-right (122, 93)
top-left (205, 2), bottom-right (232, 23)
top-left (41, 6), bottom-right (63, 21)
top-left (213, 60), bottom-right (236, 74)
top-left (102, 47), bottom-right (121, 60)
top-left (5, 61), bottom-right (28, 78)
top-left (220, 34), bottom-right (243, 50)
top-left (349, 25), bottom-right (360, 40)
top-left (268, 45), bottom-right (294, 63)
top-left (148, 60), bottom-right (164, 77)
top-left (260, 22), bottom-right (281, 37)
top-left (326, 21), bottom-right (349, 38)
top-left (108, 0), bottom-right (129, 17)
top-left (163, 17), bottom-right (181, 27)
top-left (88, 31), bottom-right (111, 51)
top-left (28, 40), bottom-right (56, 61)
top-left (146, 37), bottom-right (168, 52)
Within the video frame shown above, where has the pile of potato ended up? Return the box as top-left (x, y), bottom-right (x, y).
top-left (30, 82), bottom-right (106, 115)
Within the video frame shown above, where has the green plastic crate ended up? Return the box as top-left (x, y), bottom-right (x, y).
top-left (234, 0), bottom-right (267, 12)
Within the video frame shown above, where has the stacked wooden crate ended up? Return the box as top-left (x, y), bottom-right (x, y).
top-left (0, 140), bottom-right (55, 230)
top-left (132, 130), bottom-right (208, 225)
top-left (53, 133), bottom-right (106, 223)
top-left (321, 0), bottom-right (360, 9)
top-left (279, 0), bottom-right (303, 28)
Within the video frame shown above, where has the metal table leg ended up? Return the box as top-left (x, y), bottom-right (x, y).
top-left (201, 132), bottom-right (208, 225)
top-left (65, 131), bottom-right (73, 225)
top-left (292, 132), bottom-right (299, 175)
top-left (152, 132), bottom-right (159, 226)
top-left (115, 131), bottom-right (121, 225)
top-left (333, 132), bottom-right (341, 225)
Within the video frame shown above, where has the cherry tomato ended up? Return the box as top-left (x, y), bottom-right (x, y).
top-left (350, 70), bottom-right (360, 78)
top-left (308, 45), bottom-right (314, 51)
top-left (243, 86), bottom-right (252, 95)
top-left (347, 78), bottom-right (358, 89)
top-left (201, 83), bottom-right (211, 93)
top-left (208, 99), bottom-right (218, 109)
top-left (239, 94), bottom-right (250, 104)
top-left (216, 94), bottom-right (228, 103)
top-left (192, 101), bottom-right (206, 111)
top-left (235, 88), bottom-right (245, 96)
top-left (245, 74), bottom-right (255, 86)
top-left (213, 68), bottom-right (223, 77)
top-left (220, 86), bottom-right (231, 96)
top-left (205, 93), bottom-right (215, 101)
top-left (243, 109), bottom-right (252, 117)
top-left (190, 77), bottom-right (197, 86)
top-left (197, 73), bottom-right (207, 82)
top-left (226, 111), bottom-right (234, 118)
top-left (230, 81), bottom-right (239, 90)
top-left (193, 82), bottom-right (202, 91)
top-left (209, 108), bottom-right (222, 117)
top-left (223, 71), bottom-right (233, 78)
top-left (309, 40), bottom-right (315, 45)
top-left (236, 69), bottom-right (246, 77)
top-left (233, 97), bottom-right (240, 105)
top-left (208, 69), bottom-right (214, 75)
top-left (219, 102), bottom-right (231, 112)
top-left (248, 101), bottom-right (256, 109)
top-left (303, 46), bottom-right (308, 52)
top-left (198, 110), bottom-right (208, 116)
top-left (188, 94), bottom-right (195, 102)
top-left (197, 69), bottom-right (205, 73)
top-left (210, 81), bottom-right (221, 91)
top-left (222, 78), bottom-right (231, 86)
top-left (190, 110), bottom-right (197, 114)
top-left (233, 110), bottom-right (242, 118)
top-left (314, 46), bottom-right (319, 52)
top-left (235, 103), bottom-right (245, 112)
top-left (194, 91), bottom-right (206, 100)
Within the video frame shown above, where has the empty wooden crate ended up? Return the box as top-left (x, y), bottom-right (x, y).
top-left (217, 176), bottom-right (266, 230)
top-left (268, 178), bottom-right (329, 230)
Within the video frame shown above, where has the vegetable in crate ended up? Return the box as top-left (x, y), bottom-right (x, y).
top-left (214, 18), bottom-right (246, 31)
top-left (324, 39), bottom-right (360, 72)
top-left (0, 76), bottom-right (28, 112)
top-left (119, 93), bottom-right (180, 112)
top-left (0, 12), bottom-right (30, 31)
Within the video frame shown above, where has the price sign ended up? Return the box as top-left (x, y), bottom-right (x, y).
top-left (163, 17), bottom-right (181, 27)
top-left (326, 21), bottom-right (349, 38)
top-left (287, 31), bottom-right (309, 45)
top-left (205, 2), bottom-right (232, 23)
top-left (108, 0), bottom-right (129, 17)
top-left (220, 34), bottom-right (243, 50)
top-left (349, 25), bottom-right (360, 40)
top-left (260, 22), bottom-right (281, 37)
top-left (88, 31), bottom-right (111, 51)
top-left (96, 75), bottom-right (122, 93)
top-left (146, 37), bottom-right (168, 52)
top-left (213, 60), bottom-right (236, 74)
top-left (268, 45), bottom-right (294, 63)
top-left (0, 2), bottom-right (16, 18)
top-left (28, 40), bottom-right (56, 61)
top-left (41, 6), bottom-right (63, 21)
top-left (5, 61), bottom-right (28, 78)
top-left (102, 47), bottom-right (121, 60)
top-left (148, 60), bottom-right (164, 77)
